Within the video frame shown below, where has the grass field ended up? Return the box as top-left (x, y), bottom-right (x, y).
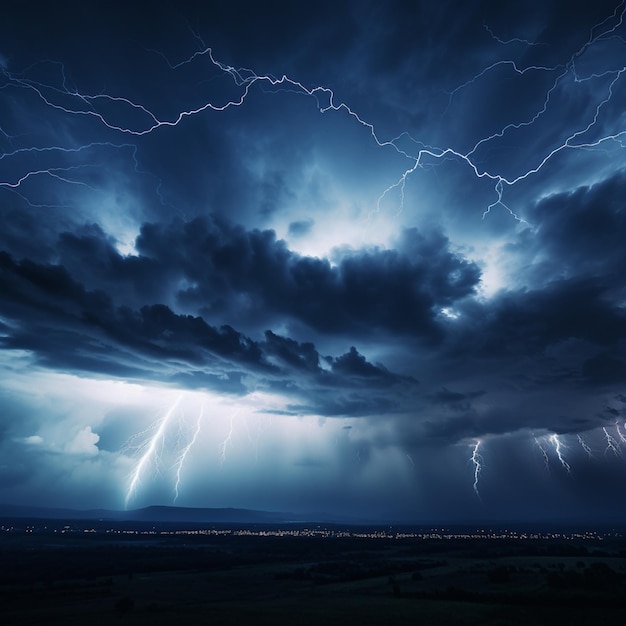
top-left (2, 526), bottom-right (625, 625)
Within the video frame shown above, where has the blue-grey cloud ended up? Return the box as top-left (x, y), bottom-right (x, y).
top-left (1, 0), bottom-right (625, 522)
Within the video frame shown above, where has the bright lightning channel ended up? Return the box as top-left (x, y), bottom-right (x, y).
top-left (549, 434), bottom-right (571, 474)
top-left (534, 436), bottom-right (551, 473)
top-left (218, 411), bottom-right (237, 467)
top-left (470, 440), bottom-right (483, 499)
top-left (173, 401), bottom-right (204, 502)
top-left (125, 395), bottom-right (183, 508)
top-left (577, 434), bottom-right (594, 459)
top-left (1, 3), bottom-right (625, 218)
top-left (603, 426), bottom-right (622, 457)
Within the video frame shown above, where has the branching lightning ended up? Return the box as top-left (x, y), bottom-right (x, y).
top-left (123, 395), bottom-right (255, 505)
top-left (218, 412), bottom-right (237, 467)
top-left (603, 426), bottom-right (622, 457)
top-left (173, 401), bottom-right (204, 502)
top-left (482, 22), bottom-right (547, 48)
top-left (534, 436), bottom-right (551, 474)
top-left (549, 434), bottom-right (571, 474)
top-left (577, 434), bottom-right (594, 459)
top-left (4, 5), bottom-right (626, 508)
top-left (470, 440), bottom-right (483, 499)
top-left (1, 3), bottom-right (625, 218)
top-left (125, 395), bottom-right (183, 508)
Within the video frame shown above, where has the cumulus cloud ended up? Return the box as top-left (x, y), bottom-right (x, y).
top-left (64, 427), bottom-right (100, 456)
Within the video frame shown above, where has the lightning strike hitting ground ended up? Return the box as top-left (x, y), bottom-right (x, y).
top-left (219, 413), bottom-right (236, 467)
top-left (577, 434), bottom-right (594, 459)
top-left (470, 440), bottom-right (483, 499)
top-left (603, 427), bottom-right (622, 457)
top-left (615, 421), bottom-right (626, 445)
top-left (549, 434), bottom-right (571, 474)
top-left (534, 436), bottom-right (551, 473)
top-left (2, 4), bottom-right (626, 516)
top-left (125, 395), bottom-right (183, 508)
top-left (173, 402), bottom-right (204, 502)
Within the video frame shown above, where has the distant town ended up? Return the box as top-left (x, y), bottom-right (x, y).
top-left (1, 519), bottom-right (623, 542)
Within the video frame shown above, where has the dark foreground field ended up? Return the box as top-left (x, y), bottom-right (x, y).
top-left (1, 520), bottom-right (625, 625)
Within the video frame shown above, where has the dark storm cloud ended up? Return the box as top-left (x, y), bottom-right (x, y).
top-left (136, 215), bottom-right (480, 337)
top-left (7, 213), bottom-right (481, 342)
top-left (434, 171), bottom-right (626, 393)
top-left (0, 250), bottom-right (263, 386)
top-left (429, 388), bottom-right (486, 411)
top-left (459, 279), bottom-right (626, 357)
top-left (329, 346), bottom-right (413, 388)
top-left (2, 0), bottom-right (626, 520)
top-left (263, 330), bottom-right (322, 374)
top-left (582, 353), bottom-right (626, 385)
top-left (287, 393), bottom-right (398, 418)
top-left (523, 170), bottom-right (626, 286)
top-left (0, 245), bottom-right (419, 413)
top-left (262, 332), bottom-right (412, 389)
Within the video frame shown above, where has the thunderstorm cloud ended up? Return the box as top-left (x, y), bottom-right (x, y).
top-left (0, 0), bottom-right (625, 522)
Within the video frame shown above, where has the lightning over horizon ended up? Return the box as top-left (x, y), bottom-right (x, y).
top-left (549, 434), bottom-right (572, 475)
top-left (173, 400), bottom-right (203, 502)
top-left (2, 1), bottom-right (626, 523)
top-left (470, 440), bottom-right (483, 499)
top-left (577, 434), bottom-right (594, 459)
top-left (534, 436), bottom-right (551, 474)
top-left (603, 427), bottom-right (622, 457)
top-left (125, 396), bottom-right (183, 509)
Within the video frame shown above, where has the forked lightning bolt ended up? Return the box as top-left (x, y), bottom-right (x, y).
top-left (219, 412), bottom-right (237, 467)
top-left (4, 5), bottom-right (626, 505)
top-left (534, 436), bottom-right (551, 473)
top-left (1, 2), bottom-right (625, 218)
top-left (615, 421), bottom-right (626, 445)
top-left (603, 426), bottom-right (622, 457)
top-left (577, 434), bottom-right (594, 459)
top-left (125, 395), bottom-right (183, 508)
top-left (173, 401), bottom-right (204, 502)
top-left (549, 434), bottom-right (571, 474)
top-left (470, 440), bottom-right (483, 499)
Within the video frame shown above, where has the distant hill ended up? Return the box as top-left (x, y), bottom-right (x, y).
top-left (0, 503), bottom-right (318, 524)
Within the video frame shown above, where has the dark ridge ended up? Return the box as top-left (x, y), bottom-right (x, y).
top-left (0, 503), bottom-right (345, 524)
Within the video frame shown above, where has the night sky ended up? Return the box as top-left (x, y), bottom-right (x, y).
top-left (1, 1), bottom-right (625, 523)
